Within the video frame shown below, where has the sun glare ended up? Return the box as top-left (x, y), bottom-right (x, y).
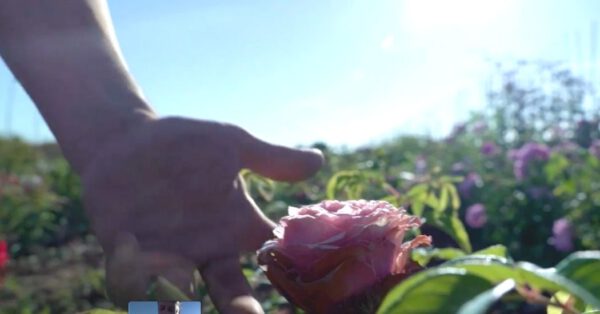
top-left (402, 0), bottom-right (515, 32)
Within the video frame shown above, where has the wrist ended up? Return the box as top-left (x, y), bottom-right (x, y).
top-left (60, 94), bottom-right (157, 176)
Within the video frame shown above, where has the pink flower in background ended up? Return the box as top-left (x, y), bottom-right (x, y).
top-left (480, 141), bottom-right (499, 156)
top-left (510, 142), bottom-right (551, 180)
top-left (0, 240), bottom-right (8, 286)
top-left (0, 240), bottom-right (7, 269)
top-left (549, 218), bottom-right (574, 252)
top-left (458, 172), bottom-right (482, 199)
top-left (465, 203), bottom-right (487, 228)
top-left (258, 200), bottom-right (431, 314)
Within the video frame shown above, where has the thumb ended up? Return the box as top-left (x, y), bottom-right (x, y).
top-left (200, 256), bottom-right (264, 314)
top-left (238, 132), bottom-right (324, 182)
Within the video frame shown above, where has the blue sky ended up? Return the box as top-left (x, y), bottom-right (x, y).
top-left (0, 0), bottom-right (599, 148)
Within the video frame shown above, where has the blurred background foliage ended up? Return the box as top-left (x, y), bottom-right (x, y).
top-left (0, 61), bottom-right (599, 313)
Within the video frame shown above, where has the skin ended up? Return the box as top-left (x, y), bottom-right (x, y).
top-left (0, 1), bottom-right (324, 313)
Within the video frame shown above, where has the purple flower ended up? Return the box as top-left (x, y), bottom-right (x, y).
top-left (458, 172), bottom-right (482, 199)
top-left (552, 141), bottom-right (580, 156)
top-left (465, 204), bottom-right (487, 228)
top-left (589, 139), bottom-right (600, 159)
top-left (511, 143), bottom-right (551, 180)
top-left (480, 141), bottom-right (499, 156)
top-left (527, 186), bottom-right (551, 200)
top-left (548, 218), bottom-right (574, 252)
top-left (520, 143), bottom-right (551, 160)
top-left (446, 123), bottom-right (467, 142)
top-left (472, 121), bottom-right (488, 133)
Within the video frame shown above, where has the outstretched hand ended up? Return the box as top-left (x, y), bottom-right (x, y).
top-left (82, 117), bottom-right (324, 313)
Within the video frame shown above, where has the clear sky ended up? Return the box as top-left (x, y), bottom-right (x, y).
top-left (0, 0), bottom-right (599, 148)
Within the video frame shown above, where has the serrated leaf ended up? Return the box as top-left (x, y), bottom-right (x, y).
top-left (377, 268), bottom-right (494, 314)
top-left (458, 279), bottom-right (516, 314)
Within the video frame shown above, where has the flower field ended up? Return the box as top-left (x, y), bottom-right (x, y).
top-left (1, 62), bottom-right (600, 313)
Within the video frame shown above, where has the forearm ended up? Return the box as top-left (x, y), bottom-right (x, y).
top-left (0, 0), bottom-right (156, 174)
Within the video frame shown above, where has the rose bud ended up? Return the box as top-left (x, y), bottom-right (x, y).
top-left (258, 200), bottom-right (431, 314)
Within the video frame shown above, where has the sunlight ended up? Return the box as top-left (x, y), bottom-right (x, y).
top-left (402, 0), bottom-right (515, 32)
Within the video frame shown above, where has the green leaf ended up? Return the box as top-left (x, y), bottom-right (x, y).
top-left (472, 245), bottom-right (509, 258)
top-left (326, 170), bottom-right (366, 199)
top-left (556, 251), bottom-right (600, 304)
top-left (411, 201), bottom-right (425, 217)
top-left (518, 262), bottom-right (600, 309)
top-left (547, 291), bottom-right (586, 314)
top-left (445, 182), bottom-right (461, 210)
top-left (439, 185), bottom-right (449, 211)
top-left (411, 247), bottom-right (466, 266)
top-left (442, 255), bottom-right (517, 283)
top-left (424, 192), bottom-right (440, 212)
top-left (407, 183), bottom-right (428, 198)
top-left (434, 214), bottom-right (472, 253)
top-left (377, 268), bottom-right (494, 314)
top-left (545, 154), bottom-right (569, 181)
top-left (457, 279), bottom-right (516, 314)
top-left (443, 256), bottom-right (600, 309)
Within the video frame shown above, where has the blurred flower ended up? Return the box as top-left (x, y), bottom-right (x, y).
top-left (548, 218), bottom-right (574, 252)
top-left (472, 121), bottom-right (488, 133)
top-left (20, 175), bottom-right (43, 193)
top-left (0, 239), bottom-right (8, 285)
top-left (589, 139), bottom-right (600, 159)
top-left (445, 123), bottom-right (467, 143)
top-left (526, 186), bottom-right (551, 200)
top-left (458, 172), bottom-right (482, 199)
top-left (480, 141), bottom-right (499, 156)
top-left (507, 149), bottom-right (519, 161)
top-left (552, 141), bottom-right (580, 156)
top-left (465, 203), bottom-right (487, 228)
top-left (511, 143), bottom-right (550, 180)
top-left (258, 200), bottom-right (431, 314)
top-left (0, 240), bottom-right (7, 268)
top-left (548, 126), bottom-right (566, 141)
top-left (451, 162), bottom-right (466, 175)
top-left (415, 155), bottom-right (427, 175)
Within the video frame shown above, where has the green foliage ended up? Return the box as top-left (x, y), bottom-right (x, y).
top-left (380, 251), bottom-right (600, 314)
top-left (377, 268), bottom-right (494, 314)
top-left (4, 61), bottom-right (600, 313)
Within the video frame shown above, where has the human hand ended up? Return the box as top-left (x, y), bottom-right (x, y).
top-left (81, 117), bottom-right (324, 313)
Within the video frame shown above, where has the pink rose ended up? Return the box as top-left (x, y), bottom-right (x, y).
top-left (257, 200), bottom-right (431, 313)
